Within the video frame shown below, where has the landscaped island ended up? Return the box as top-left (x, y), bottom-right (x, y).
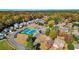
top-left (0, 10), bottom-right (79, 50)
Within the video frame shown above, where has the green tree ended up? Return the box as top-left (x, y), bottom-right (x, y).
top-left (68, 43), bottom-right (74, 50)
top-left (0, 23), bottom-right (4, 31)
top-left (54, 17), bottom-right (62, 24)
top-left (26, 35), bottom-right (36, 50)
top-left (48, 20), bottom-right (55, 27)
top-left (49, 30), bottom-right (57, 40)
top-left (45, 30), bottom-right (50, 36)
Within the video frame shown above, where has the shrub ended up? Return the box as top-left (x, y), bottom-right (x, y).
top-left (68, 43), bottom-right (74, 50)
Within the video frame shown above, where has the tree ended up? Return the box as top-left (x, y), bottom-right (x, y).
top-left (17, 16), bottom-right (23, 23)
top-left (45, 29), bottom-right (50, 36)
top-left (0, 23), bottom-right (4, 31)
top-left (48, 16), bottom-right (54, 21)
top-left (26, 35), bottom-right (36, 50)
top-left (54, 17), bottom-right (62, 24)
top-left (4, 19), bottom-right (13, 27)
top-left (64, 34), bottom-right (73, 43)
top-left (73, 35), bottom-right (79, 42)
top-left (48, 20), bottom-right (55, 27)
top-left (67, 43), bottom-right (74, 50)
top-left (34, 43), bottom-right (40, 50)
top-left (43, 17), bottom-right (48, 22)
top-left (28, 16), bottom-right (33, 21)
top-left (49, 30), bottom-right (57, 40)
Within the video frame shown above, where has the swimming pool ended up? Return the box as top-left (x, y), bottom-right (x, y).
top-left (21, 27), bottom-right (38, 36)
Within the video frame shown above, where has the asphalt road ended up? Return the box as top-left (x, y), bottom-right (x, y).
top-left (7, 28), bottom-right (26, 50)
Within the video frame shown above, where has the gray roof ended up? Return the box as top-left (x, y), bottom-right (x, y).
top-left (35, 19), bottom-right (45, 24)
top-left (75, 44), bottom-right (79, 49)
top-left (53, 38), bottom-right (65, 48)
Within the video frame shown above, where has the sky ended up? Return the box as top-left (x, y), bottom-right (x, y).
top-left (0, 0), bottom-right (79, 10)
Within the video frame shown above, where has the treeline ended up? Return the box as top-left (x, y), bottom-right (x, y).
top-left (0, 11), bottom-right (79, 31)
top-left (0, 12), bottom-right (44, 31)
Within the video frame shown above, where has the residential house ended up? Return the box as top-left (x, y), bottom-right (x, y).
top-left (27, 21), bottom-right (33, 25)
top-left (35, 18), bottom-right (45, 24)
top-left (50, 36), bottom-right (65, 50)
top-left (75, 44), bottom-right (79, 49)
top-left (23, 22), bottom-right (27, 26)
top-left (34, 34), bottom-right (53, 49)
top-left (38, 26), bottom-right (47, 34)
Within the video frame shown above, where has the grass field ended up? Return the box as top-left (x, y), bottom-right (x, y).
top-left (0, 39), bottom-right (15, 50)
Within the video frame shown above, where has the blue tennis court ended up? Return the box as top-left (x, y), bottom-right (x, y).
top-left (21, 27), bottom-right (38, 35)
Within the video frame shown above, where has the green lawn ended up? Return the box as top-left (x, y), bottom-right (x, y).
top-left (0, 39), bottom-right (15, 50)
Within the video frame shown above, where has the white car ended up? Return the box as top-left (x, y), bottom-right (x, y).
top-left (3, 28), bottom-right (9, 33)
top-left (0, 33), bottom-right (5, 39)
top-left (14, 23), bottom-right (19, 29)
top-left (19, 23), bottom-right (24, 28)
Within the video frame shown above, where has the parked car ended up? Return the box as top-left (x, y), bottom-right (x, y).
top-left (10, 26), bottom-right (14, 31)
top-left (23, 22), bottom-right (27, 26)
top-left (3, 28), bottom-right (9, 33)
top-left (14, 23), bottom-right (19, 30)
top-left (19, 23), bottom-right (24, 28)
top-left (0, 33), bottom-right (5, 40)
